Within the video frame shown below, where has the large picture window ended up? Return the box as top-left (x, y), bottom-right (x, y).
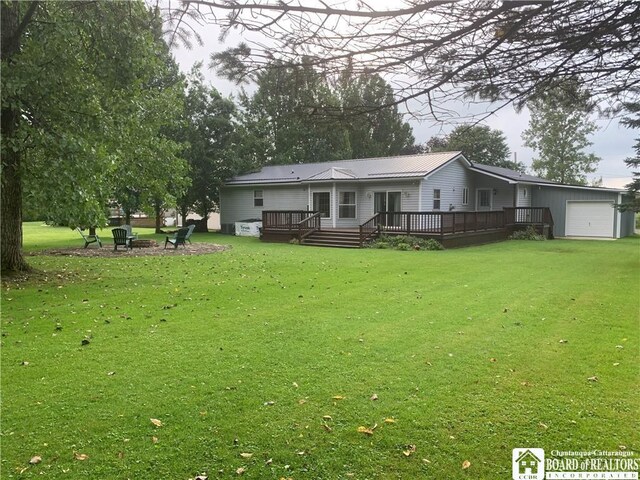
top-left (339, 191), bottom-right (356, 218)
top-left (313, 192), bottom-right (331, 218)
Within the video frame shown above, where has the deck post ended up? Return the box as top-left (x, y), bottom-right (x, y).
top-left (407, 213), bottom-right (411, 236)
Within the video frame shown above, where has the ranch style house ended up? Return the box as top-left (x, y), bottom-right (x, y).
top-left (219, 152), bottom-right (635, 248)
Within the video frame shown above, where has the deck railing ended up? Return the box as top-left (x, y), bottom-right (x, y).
top-left (262, 210), bottom-right (317, 231)
top-left (359, 213), bottom-right (382, 246)
top-left (504, 207), bottom-right (554, 228)
top-left (297, 212), bottom-right (321, 240)
top-left (376, 211), bottom-right (506, 235)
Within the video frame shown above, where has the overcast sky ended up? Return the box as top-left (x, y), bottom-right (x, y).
top-left (171, 21), bottom-right (635, 189)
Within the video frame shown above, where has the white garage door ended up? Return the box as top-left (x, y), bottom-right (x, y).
top-left (565, 201), bottom-right (614, 237)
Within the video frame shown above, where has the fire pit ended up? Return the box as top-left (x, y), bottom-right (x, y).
top-left (130, 239), bottom-right (158, 248)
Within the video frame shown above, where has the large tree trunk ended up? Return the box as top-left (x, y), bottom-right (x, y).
top-left (1, 2), bottom-right (35, 273)
top-left (154, 202), bottom-right (163, 233)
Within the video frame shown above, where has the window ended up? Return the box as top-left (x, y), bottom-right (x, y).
top-left (433, 189), bottom-right (441, 210)
top-left (313, 192), bottom-right (331, 218)
top-left (462, 187), bottom-right (469, 205)
top-left (253, 190), bottom-right (263, 207)
top-left (339, 191), bottom-right (356, 218)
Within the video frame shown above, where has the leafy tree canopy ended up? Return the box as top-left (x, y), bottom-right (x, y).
top-left (522, 81), bottom-right (600, 185)
top-left (427, 124), bottom-right (522, 171)
top-left (1, 1), bottom-right (188, 271)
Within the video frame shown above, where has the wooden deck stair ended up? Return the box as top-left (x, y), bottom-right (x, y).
top-left (301, 229), bottom-right (363, 248)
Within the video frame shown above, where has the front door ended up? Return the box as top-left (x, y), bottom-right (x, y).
top-left (477, 189), bottom-right (492, 211)
top-left (374, 191), bottom-right (402, 226)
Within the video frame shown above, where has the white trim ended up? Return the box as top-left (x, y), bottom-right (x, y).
top-left (468, 167), bottom-right (517, 184)
top-left (332, 183), bottom-right (337, 228)
top-left (418, 180), bottom-right (423, 211)
top-left (616, 193), bottom-right (622, 238)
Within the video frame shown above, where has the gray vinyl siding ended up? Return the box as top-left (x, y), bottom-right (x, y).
top-left (471, 173), bottom-right (514, 210)
top-left (359, 181), bottom-right (420, 218)
top-left (422, 158), bottom-right (474, 212)
top-left (220, 185), bottom-right (308, 228)
top-left (531, 185), bottom-right (621, 237)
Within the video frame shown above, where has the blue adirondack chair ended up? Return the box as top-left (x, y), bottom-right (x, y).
top-left (165, 227), bottom-right (189, 249)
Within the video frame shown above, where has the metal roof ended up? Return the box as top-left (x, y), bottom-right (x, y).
top-left (471, 163), bottom-right (626, 192)
top-left (225, 152), bottom-right (464, 185)
top-left (469, 163), bottom-right (558, 184)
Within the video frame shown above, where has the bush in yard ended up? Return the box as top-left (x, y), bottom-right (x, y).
top-left (369, 235), bottom-right (444, 251)
top-left (509, 226), bottom-right (546, 241)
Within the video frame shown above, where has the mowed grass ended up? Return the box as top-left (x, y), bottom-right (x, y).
top-left (2, 223), bottom-right (639, 479)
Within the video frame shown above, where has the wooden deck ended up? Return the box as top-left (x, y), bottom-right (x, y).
top-left (260, 208), bottom-right (554, 248)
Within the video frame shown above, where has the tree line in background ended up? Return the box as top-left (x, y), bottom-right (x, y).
top-left (1, 0), bottom-right (628, 273)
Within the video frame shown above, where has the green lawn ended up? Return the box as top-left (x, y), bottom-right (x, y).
top-left (2, 223), bottom-right (639, 479)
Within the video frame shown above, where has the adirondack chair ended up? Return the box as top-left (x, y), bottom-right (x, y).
top-left (184, 224), bottom-right (196, 244)
top-left (76, 227), bottom-right (102, 248)
top-left (165, 227), bottom-right (189, 249)
top-left (122, 225), bottom-right (138, 239)
top-left (112, 227), bottom-right (133, 251)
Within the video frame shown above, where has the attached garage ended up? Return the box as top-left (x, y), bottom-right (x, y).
top-left (565, 201), bottom-right (615, 238)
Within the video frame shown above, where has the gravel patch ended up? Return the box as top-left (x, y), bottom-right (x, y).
top-left (31, 242), bottom-right (229, 258)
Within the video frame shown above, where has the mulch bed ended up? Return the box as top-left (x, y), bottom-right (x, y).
top-left (31, 242), bottom-right (229, 258)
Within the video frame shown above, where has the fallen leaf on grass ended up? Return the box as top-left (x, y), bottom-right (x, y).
top-left (29, 455), bottom-right (42, 465)
top-left (462, 460), bottom-right (471, 469)
top-left (263, 401), bottom-right (275, 406)
top-left (539, 422), bottom-right (548, 429)
top-left (74, 453), bottom-right (89, 461)
top-left (489, 358), bottom-right (497, 363)
top-left (236, 466), bottom-right (246, 475)
top-left (322, 415), bottom-right (333, 421)
top-left (587, 376), bottom-right (598, 382)
top-left (384, 418), bottom-right (396, 424)
top-left (357, 426), bottom-right (374, 436)
top-left (150, 418), bottom-right (163, 427)
top-left (559, 339), bottom-right (568, 344)
top-left (332, 395), bottom-right (345, 400)
top-left (240, 453), bottom-right (253, 459)
top-left (152, 436), bottom-right (158, 444)
top-left (402, 445), bottom-right (416, 457)
top-left (107, 371), bottom-right (116, 376)
top-left (322, 423), bottom-right (332, 432)
top-left (265, 458), bottom-right (273, 465)
top-left (370, 393), bottom-right (379, 401)
top-left (195, 475), bottom-right (208, 480)
top-left (613, 363), bottom-right (620, 366)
